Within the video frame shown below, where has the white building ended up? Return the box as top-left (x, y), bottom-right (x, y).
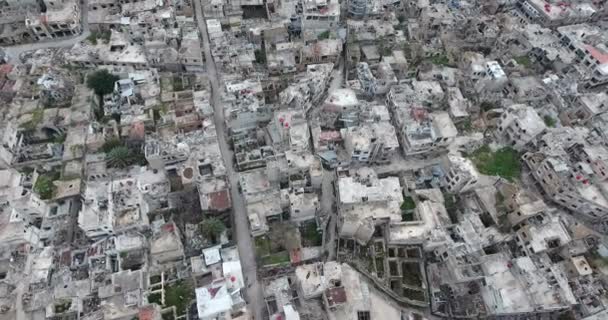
top-left (301, 0), bottom-right (340, 32)
top-left (386, 84), bottom-right (458, 156)
top-left (341, 121), bottom-right (399, 164)
top-left (497, 104), bottom-right (546, 150)
top-left (518, 0), bottom-right (597, 27)
top-left (556, 24), bottom-right (608, 89)
top-left (288, 192), bottom-right (319, 223)
top-left (0, 204), bottom-right (41, 250)
top-left (441, 154), bottom-right (480, 193)
top-left (194, 246), bottom-right (247, 320)
top-left (469, 60), bottom-right (508, 99)
top-left (272, 109), bottom-right (309, 152)
top-left (523, 143), bottom-right (608, 232)
top-left (78, 168), bottom-right (167, 238)
top-left (337, 168), bottom-right (403, 244)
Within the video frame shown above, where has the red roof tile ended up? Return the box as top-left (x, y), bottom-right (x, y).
top-left (138, 305), bottom-right (156, 320)
top-left (209, 190), bottom-right (231, 211)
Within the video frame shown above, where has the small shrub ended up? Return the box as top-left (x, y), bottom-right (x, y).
top-left (318, 31), bottom-right (330, 40)
top-left (34, 171), bottom-right (60, 200)
top-left (543, 115), bottom-right (557, 128)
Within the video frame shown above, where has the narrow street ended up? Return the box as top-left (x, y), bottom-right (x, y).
top-left (321, 169), bottom-right (337, 260)
top-left (192, 1), bottom-right (265, 319)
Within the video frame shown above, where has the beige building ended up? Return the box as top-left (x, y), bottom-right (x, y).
top-left (26, 0), bottom-right (82, 41)
top-left (523, 144), bottom-right (608, 232)
top-left (441, 154), bottom-right (480, 193)
top-left (337, 168), bottom-right (403, 244)
top-left (497, 104), bottom-right (546, 150)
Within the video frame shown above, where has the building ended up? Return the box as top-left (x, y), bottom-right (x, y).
top-left (26, 0), bottom-right (82, 41)
top-left (517, 0), bottom-right (598, 27)
top-left (0, 0), bottom-right (83, 45)
top-left (523, 139), bottom-right (608, 233)
top-left (467, 59), bottom-right (508, 99)
top-left (497, 104), bottom-right (547, 150)
top-left (194, 246), bottom-right (247, 320)
top-left (562, 92), bottom-right (608, 125)
top-left (288, 191), bottom-right (319, 223)
top-left (556, 24), bottom-right (608, 88)
top-left (341, 121), bottom-right (399, 165)
top-left (440, 154), bottom-right (480, 193)
top-left (301, 0), bottom-right (340, 33)
top-left (386, 83), bottom-right (458, 156)
top-left (337, 167), bottom-right (403, 244)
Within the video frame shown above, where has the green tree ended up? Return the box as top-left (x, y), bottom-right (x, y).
top-left (543, 115), bottom-right (557, 128)
top-left (199, 218), bottom-right (226, 242)
top-left (34, 171), bottom-right (60, 200)
top-left (106, 146), bottom-right (136, 169)
top-left (86, 32), bottom-right (98, 45)
top-left (254, 49), bottom-right (266, 64)
top-left (102, 137), bottom-right (147, 169)
top-left (401, 196), bottom-right (416, 211)
top-left (101, 137), bottom-right (123, 153)
top-left (480, 101), bottom-right (495, 112)
top-left (87, 69), bottom-right (119, 97)
top-left (318, 31), bottom-right (330, 40)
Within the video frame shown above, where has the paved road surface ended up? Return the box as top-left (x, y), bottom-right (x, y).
top-left (193, 1), bottom-right (265, 319)
top-left (4, 0), bottom-right (90, 64)
top-left (321, 169), bottom-right (338, 260)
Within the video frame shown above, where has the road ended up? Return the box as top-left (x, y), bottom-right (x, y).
top-left (4, 0), bottom-right (91, 64)
top-left (321, 169), bottom-right (337, 260)
top-left (192, 1), bottom-right (265, 319)
top-left (14, 252), bottom-right (34, 320)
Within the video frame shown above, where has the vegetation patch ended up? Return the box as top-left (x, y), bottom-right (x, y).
top-left (153, 103), bottom-right (169, 123)
top-left (514, 56), bottom-right (532, 68)
top-left (469, 145), bottom-right (521, 181)
top-left (87, 69), bottom-right (119, 97)
top-left (299, 221), bottom-right (322, 247)
top-left (87, 30), bottom-right (112, 45)
top-left (162, 312), bottom-right (175, 320)
top-left (34, 171), bottom-right (60, 200)
top-left (402, 288), bottom-right (426, 302)
top-left (262, 251), bottom-right (290, 266)
top-left (480, 101), bottom-right (495, 112)
top-left (164, 281), bottom-right (194, 316)
top-left (456, 119), bottom-right (473, 132)
top-left (53, 132), bottom-right (67, 144)
top-left (397, 15), bottom-right (406, 25)
top-left (150, 275), bottom-right (162, 285)
top-left (401, 196), bottom-right (416, 221)
top-left (172, 76), bottom-right (184, 92)
top-left (402, 43), bottom-right (412, 59)
top-left (101, 137), bottom-right (123, 153)
top-left (318, 30), bottom-right (330, 40)
top-left (543, 115), bottom-right (557, 128)
top-left (401, 196), bottom-right (416, 211)
top-left (254, 236), bottom-right (271, 256)
top-left (428, 54), bottom-right (450, 66)
top-left (54, 300), bottom-right (72, 314)
top-left (21, 108), bottom-right (44, 130)
top-left (254, 49), bottom-right (266, 64)
top-left (101, 138), bottom-right (147, 169)
top-left (199, 218), bottom-right (226, 243)
top-left (86, 33), bottom-right (98, 45)
top-left (401, 262), bottom-right (423, 287)
top-left (443, 192), bottom-right (459, 224)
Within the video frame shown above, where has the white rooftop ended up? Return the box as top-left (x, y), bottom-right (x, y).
top-left (203, 245), bottom-right (222, 266)
top-left (196, 282), bottom-right (233, 319)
